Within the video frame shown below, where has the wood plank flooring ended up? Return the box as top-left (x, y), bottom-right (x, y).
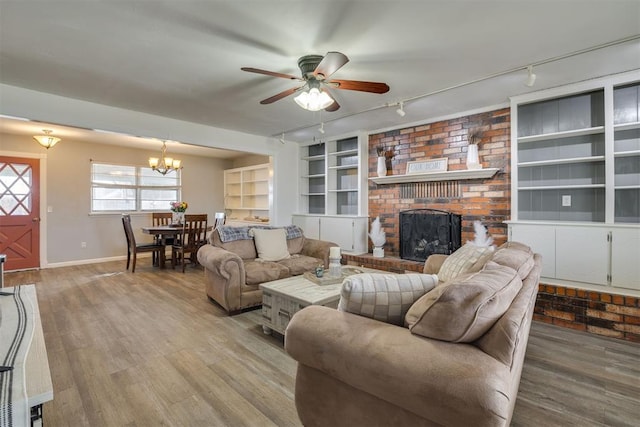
top-left (4, 261), bottom-right (639, 426)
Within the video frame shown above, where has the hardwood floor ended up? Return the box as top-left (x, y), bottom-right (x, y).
top-left (4, 261), bottom-right (639, 426)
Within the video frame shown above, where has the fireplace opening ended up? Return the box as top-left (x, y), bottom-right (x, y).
top-left (399, 209), bottom-right (462, 262)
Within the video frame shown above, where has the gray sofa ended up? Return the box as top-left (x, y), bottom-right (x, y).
top-left (285, 241), bottom-right (541, 426)
top-left (197, 225), bottom-right (336, 314)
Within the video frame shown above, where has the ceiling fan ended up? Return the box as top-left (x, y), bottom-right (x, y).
top-left (241, 51), bottom-right (390, 112)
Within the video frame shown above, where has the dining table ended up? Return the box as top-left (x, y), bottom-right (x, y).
top-left (141, 224), bottom-right (213, 268)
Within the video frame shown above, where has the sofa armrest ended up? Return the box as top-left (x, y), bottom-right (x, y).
top-left (301, 238), bottom-right (337, 268)
top-left (423, 254), bottom-right (449, 274)
top-left (197, 244), bottom-right (247, 311)
top-left (285, 306), bottom-right (513, 427)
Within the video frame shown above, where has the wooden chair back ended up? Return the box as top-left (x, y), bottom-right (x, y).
top-left (152, 212), bottom-right (173, 226)
top-left (172, 214), bottom-right (208, 272)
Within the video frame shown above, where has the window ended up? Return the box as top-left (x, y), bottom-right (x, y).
top-left (91, 162), bottom-right (181, 212)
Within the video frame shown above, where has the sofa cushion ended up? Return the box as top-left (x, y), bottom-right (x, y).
top-left (250, 228), bottom-right (291, 262)
top-left (437, 243), bottom-right (494, 283)
top-left (244, 259), bottom-right (290, 285)
top-left (338, 273), bottom-right (439, 326)
top-left (277, 254), bottom-right (323, 276)
top-left (492, 243), bottom-right (535, 280)
top-left (405, 261), bottom-right (523, 342)
top-left (211, 229), bottom-right (257, 259)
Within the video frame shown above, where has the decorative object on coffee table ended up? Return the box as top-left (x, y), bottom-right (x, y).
top-left (328, 246), bottom-right (342, 277)
top-left (369, 216), bottom-right (386, 258)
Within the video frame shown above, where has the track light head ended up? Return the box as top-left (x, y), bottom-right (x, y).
top-left (318, 122), bottom-right (325, 134)
top-left (279, 132), bottom-right (286, 144)
top-left (525, 65), bottom-right (537, 87)
top-left (396, 101), bottom-right (406, 117)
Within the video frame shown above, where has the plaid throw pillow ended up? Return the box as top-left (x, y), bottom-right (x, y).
top-left (437, 243), bottom-right (494, 283)
top-left (338, 273), bottom-right (438, 326)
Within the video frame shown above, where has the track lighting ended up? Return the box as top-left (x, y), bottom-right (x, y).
top-left (525, 65), bottom-right (537, 87)
top-left (396, 101), bottom-right (406, 117)
top-left (318, 122), bottom-right (325, 134)
top-left (279, 132), bottom-right (286, 144)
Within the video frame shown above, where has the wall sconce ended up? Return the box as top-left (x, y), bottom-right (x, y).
top-left (33, 129), bottom-right (61, 149)
top-left (149, 141), bottom-right (182, 175)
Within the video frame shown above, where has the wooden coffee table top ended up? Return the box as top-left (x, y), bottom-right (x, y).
top-left (259, 266), bottom-right (385, 306)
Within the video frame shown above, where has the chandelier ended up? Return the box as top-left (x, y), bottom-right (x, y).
top-left (33, 129), bottom-right (61, 149)
top-left (148, 141), bottom-right (182, 175)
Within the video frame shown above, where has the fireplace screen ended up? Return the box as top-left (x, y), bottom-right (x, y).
top-left (399, 209), bottom-right (462, 262)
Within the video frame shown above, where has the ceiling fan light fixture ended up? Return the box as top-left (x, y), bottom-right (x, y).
top-left (33, 129), bottom-right (61, 149)
top-left (294, 87), bottom-right (334, 111)
top-left (525, 65), bottom-right (537, 87)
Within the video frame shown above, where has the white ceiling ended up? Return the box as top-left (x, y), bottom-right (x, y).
top-left (1, 1), bottom-right (639, 151)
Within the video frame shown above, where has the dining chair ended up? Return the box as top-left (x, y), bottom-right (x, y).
top-left (151, 211), bottom-right (175, 264)
top-left (172, 214), bottom-right (208, 272)
top-left (122, 214), bottom-right (165, 272)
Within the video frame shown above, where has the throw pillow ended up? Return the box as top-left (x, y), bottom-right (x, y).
top-left (249, 228), bottom-right (291, 262)
top-left (491, 245), bottom-right (535, 280)
top-left (437, 242), bottom-right (494, 283)
top-left (338, 273), bottom-right (438, 326)
top-left (405, 261), bottom-right (523, 342)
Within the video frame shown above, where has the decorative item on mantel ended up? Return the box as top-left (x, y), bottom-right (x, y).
top-left (466, 129), bottom-right (483, 170)
top-left (170, 201), bottom-right (188, 224)
top-left (376, 145), bottom-right (387, 177)
top-left (369, 216), bottom-right (386, 258)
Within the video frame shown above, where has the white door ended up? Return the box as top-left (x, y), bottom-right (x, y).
top-left (556, 227), bottom-right (608, 285)
top-left (611, 228), bottom-right (640, 291)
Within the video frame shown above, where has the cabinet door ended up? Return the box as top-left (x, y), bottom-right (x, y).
top-left (611, 229), bottom-right (640, 290)
top-left (556, 227), bottom-right (608, 285)
top-left (319, 217), bottom-right (355, 251)
top-left (292, 215), bottom-right (320, 240)
top-left (510, 224), bottom-right (556, 278)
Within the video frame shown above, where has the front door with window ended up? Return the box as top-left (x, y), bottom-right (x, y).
top-left (0, 156), bottom-right (41, 270)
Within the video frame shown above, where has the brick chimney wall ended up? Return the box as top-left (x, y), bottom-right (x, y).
top-left (367, 107), bottom-right (511, 255)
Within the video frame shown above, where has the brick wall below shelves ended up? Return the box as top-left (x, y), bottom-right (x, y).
top-left (344, 254), bottom-right (640, 343)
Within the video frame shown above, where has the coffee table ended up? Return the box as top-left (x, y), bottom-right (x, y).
top-left (259, 266), bottom-right (383, 335)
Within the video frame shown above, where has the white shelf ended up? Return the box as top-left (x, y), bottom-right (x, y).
top-left (302, 174), bottom-right (325, 178)
top-left (614, 150), bottom-right (640, 158)
top-left (301, 193), bottom-right (325, 196)
top-left (328, 149), bottom-right (358, 156)
top-left (329, 189), bottom-right (358, 193)
top-left (517, 126), bottom-right (604, 143)
top-left (329, 164), bottom-right (358, 170)
top-left (614, 121), bottom-right (640, 131)
top-left (302, 155), bottom-right (325, 161)
top-left (369, 168), bottom-right (499, 184)
top-left (616, 185), bottom-right (640, 190)
top-left (518, 156), bottom-right (605, 167)
top-left (519, 184), bottom-right (605, 191)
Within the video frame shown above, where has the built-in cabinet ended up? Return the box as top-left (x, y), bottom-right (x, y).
top-left (509, 70), bottom-right (640, 293)
top-left (224, 163), bottom-right (272, 225)
top-left (296, 134), bottom-right (368, 253)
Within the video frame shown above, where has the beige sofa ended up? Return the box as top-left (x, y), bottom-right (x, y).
top-left (285, 242), bottom-right (541, 427)
top-left (197, 225), bottom-right (336, 313)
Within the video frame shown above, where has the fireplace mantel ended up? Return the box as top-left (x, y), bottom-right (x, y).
top-left (369, 168), bottom-right (500, 185)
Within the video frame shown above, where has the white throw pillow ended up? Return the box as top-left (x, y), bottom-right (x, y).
top-left (250, 228), bottom-right (291, 262)
top-left (437, 243), bottom-right (494, 283)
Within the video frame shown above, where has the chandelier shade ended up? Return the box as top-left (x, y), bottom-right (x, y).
top-left (149, 141), bottom-right (182, 175)
top-left (294, 81), bottom-right (334, 111)
top-left (33, 129), bottom-right (61, 149)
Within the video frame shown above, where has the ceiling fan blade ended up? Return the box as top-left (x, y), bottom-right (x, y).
top-left (328, 79), bottom-right (390, 94)
top-left (241, 67), bottom-right (301, 81)
top-left (313, 51), bottom-right (349, 79)
top-left (325, 100), bottom-right (340, 112)
top-left (259, 86), bottom-right (304, 104)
